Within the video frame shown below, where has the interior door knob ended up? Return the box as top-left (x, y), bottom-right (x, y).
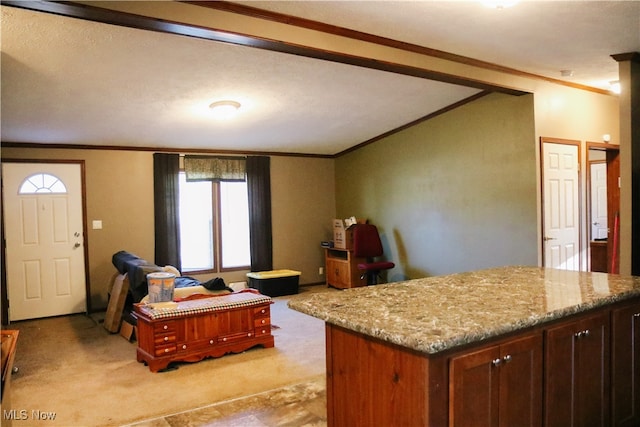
top-left (74, 242), bottom-right (81, 248)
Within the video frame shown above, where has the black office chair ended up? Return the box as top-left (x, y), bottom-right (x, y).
top-left (352, 223), bottom-right (395, 285)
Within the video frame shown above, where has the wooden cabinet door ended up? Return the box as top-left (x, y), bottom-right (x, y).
top-left (450, 344), bottom-right (501, 427)
top-left (498, 334), bottom-right (542, 427)
top-left (326, 256), bottom-right (348, 289)
top-left (544, 311), bottom-right (610, 427)
top-left (611, 300), bottom-right (640, 426)
top-left (450, 333), bottom-right (542, 427)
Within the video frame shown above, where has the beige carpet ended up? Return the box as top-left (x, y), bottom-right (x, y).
top-left (6, 286), bottom-right (331, 427)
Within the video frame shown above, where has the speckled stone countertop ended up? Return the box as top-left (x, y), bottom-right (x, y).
top-left (288, 266), bottom-right (640, 355)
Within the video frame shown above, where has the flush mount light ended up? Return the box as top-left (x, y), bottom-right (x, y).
top-left (481, 0), bottom-right (518, 8)
top-left (609, 81), bottom-right (621, 94)
top-left (560, 70), bottom-right (574, 77)
top-left (209, 100), bottom-right (241, 119)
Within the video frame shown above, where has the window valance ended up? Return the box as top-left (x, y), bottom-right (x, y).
top-left (184, 155), bottom-right (246, 182)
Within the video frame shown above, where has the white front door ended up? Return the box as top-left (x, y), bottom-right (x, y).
top-left (2, 162), bottom-right (87, 321)
top-left (542, 143), bottom-right (581, 270)
top-left (590, 162), bottom-right (608, 240)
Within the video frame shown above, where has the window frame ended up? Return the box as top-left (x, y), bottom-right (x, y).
top-left (179, 171), bottom-right (250, 274)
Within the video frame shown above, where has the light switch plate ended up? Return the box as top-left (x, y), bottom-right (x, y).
top-left (92, 220), bottom-right (103, 230)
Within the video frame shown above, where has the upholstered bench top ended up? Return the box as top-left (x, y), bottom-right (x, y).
top-left (136, 291), bottom-right (272, 320)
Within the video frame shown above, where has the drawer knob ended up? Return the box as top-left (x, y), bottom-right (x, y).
top-left (248, 333), bottom-right (252, 337)
top-left (164, 336), bottom-right (168, 341)
top-left (574, 329), bottom-right (591, 339)
top-left (262, 329), bottom-right (266, 334)
top-left (164, 348), bottom-right (169, 353)
top-left (163, 325), bottom-right (168, 330)
top-left (223, 337), bottom-right (227, 342)
top-left (492, 358), bottom-right (502, 367)
top-left (503, 354), bottom-right (512, 363)
top-left (182, 345), bottom-right (187, 350)
top-left (261, 309), bottom-right (266, 314)
top-left (634, 313), bottom-right (640, 318)
top-left (210, 340), bottom-right (214, 344)
top-left (261, 319), bottom-right (266, 324)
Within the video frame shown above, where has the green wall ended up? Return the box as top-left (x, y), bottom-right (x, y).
top-left (336, 93), bottom-right (537, 280)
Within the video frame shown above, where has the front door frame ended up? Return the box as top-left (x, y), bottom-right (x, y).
top-left (0, 159), bottom-right (91, 325)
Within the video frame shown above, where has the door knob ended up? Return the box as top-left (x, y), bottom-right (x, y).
top-left (74, 242), bottom-right (81, 248)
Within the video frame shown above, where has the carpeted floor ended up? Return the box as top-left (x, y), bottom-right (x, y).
top-left (5, 285), bottom-right (332, 426)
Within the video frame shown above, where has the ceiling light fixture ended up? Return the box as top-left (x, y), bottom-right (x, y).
top-left (609, 81), bottom-right (621, 94)
top-left (481, 0), bottom-right (518, 9)
top-left (209, 100), bottom-right (241, 119)
top-left (560, 70), bottom-right (574, 77)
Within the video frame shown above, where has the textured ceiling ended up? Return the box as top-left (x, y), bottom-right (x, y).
top-left (1, 1), bottom-right (638, 156)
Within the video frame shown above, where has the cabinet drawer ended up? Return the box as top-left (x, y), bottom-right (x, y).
top-left (254, 305), bottom-right (270, 318)
top-left (154, 334), bottom-right (176, 346)
top-left (255, 317), bottom-right (270, 328)
top-left (178, 338), bottom-right (223, 353)
top-left (219, 331), bottom-right (254, 343)
top-left (154, 344), bottom-right (177, 357)
top-left (255, 325), bottom-right (271, 336)
top-left (153, 320), bottom-right (176, 334)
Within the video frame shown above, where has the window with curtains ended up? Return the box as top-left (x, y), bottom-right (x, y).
top-left (178, 157), bottom-right (250, 272)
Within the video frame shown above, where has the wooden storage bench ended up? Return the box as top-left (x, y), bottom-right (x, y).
top-left (134, 292), bottom-right (274, 372)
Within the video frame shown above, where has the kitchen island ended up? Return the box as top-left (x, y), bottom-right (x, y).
top-left (288, 266), bottom-right (640, 427)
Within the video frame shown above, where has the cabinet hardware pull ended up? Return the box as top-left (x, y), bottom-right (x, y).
top-left (634, 313), bottom-right (640, 318)
top-left (492, 358), bottom-right (502, 367)
top-left (574, 329), bottom-right (590, 339)
top-left (503, 354), bottom-right (512, 363)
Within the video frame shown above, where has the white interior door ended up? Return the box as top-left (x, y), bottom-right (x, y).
top-left (2, 162), bottom-right (87, 321)
top-left (542, 143), bottom-right (580, 271)
top-left (590, 162), bottom-right (608, 240)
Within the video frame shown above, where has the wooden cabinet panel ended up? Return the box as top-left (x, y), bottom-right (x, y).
top-left (611, 300), bottom-right (640, 426)
top-left (450, 333), bottom-right (542, 427)
top-left (450, 344), bottom-right (500, 427)
top-left (498, 334), bottom-right (543, 427)
top-left (544, 310), bottom-right (610, 427)
top-left (325, 249), bottom-right (366, 289)
top-left (326, 324), bottom-right (444, 426)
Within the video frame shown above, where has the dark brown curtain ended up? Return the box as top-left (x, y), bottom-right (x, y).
top-left (153, 153), bottom-right (181, 271)
top-left (246, 156), bottom-right (273, 272)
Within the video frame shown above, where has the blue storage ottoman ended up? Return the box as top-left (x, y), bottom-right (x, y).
top-left (246, 269), bottom-right (301, 297)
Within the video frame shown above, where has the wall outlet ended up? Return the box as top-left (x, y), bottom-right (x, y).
top-left (319, 267), bottom-right (324, 275)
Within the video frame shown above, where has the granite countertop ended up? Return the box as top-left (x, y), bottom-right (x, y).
top-left (288, 266), bottom-right (640, 355)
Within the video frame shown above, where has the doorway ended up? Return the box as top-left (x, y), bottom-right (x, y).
top-left (587, 142), bottom-right (620, 273)
top-left (541, 138), bottom-right (581, 270)
top-left (1, 161), bottom-right (89, 322)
